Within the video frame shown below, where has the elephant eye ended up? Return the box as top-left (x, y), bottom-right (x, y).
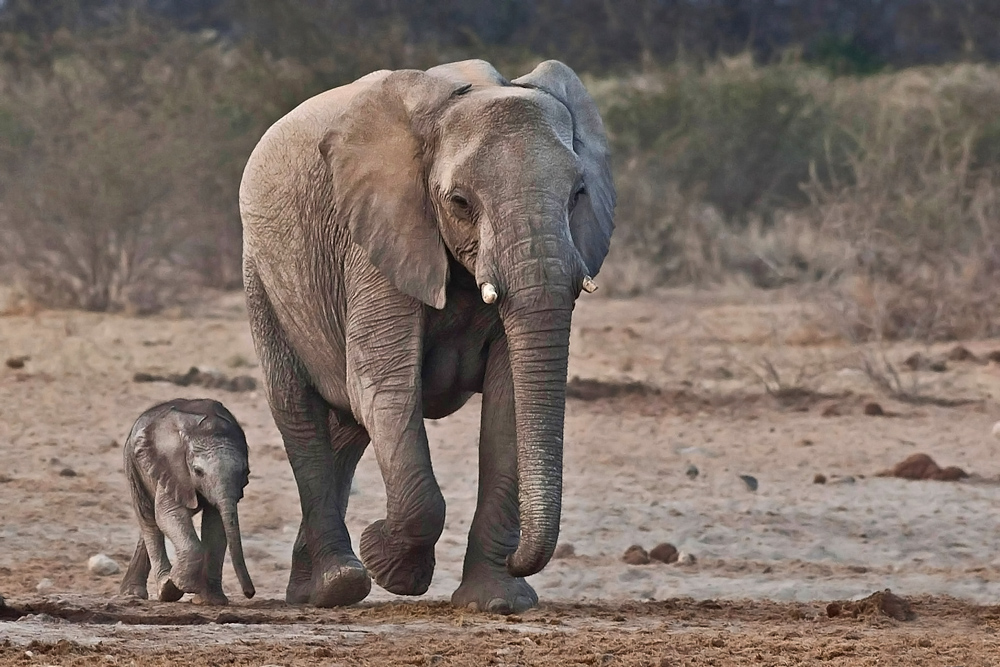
top-left (192, 466), bottom-right (205, 477)
top-left (571, 185), bottom-right (587, 209)
top-left (449, 192), bottom-right (471, 214)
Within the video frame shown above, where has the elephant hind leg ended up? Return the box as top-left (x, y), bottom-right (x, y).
top-left (245, 263), bottom-right (371, 607)
top-left (119, 537), bottom-right (151, 599)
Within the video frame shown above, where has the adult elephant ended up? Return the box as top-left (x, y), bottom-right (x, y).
top-left (239, 59), bottom-right (615, 614)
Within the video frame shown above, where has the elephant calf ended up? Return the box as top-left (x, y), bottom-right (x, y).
top-left (119, 399), bottom-right (255, 605)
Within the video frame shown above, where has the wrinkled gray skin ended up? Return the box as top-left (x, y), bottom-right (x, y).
top-left (119, 399), bottom-right (256, 605)
top-left (240, 59), bottom-right (615, 613)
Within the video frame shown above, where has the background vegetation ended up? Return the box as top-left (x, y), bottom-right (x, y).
top-left (2, 0), bottom-right (1000, 340)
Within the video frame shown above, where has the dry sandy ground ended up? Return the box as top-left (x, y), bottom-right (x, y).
top-left (2, 286), bottom-right (1000, 665)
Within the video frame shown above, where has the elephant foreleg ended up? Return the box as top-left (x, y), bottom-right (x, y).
top-left (452, 337), bottom-right (537, 613)
top-left (195, 505), bottom-right (229, 605)
top-left (154, 495), bottom-right (204, 596)
top-left (348, 293), bottom-right (445, 597)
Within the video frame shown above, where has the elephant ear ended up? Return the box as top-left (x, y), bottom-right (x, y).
top-left (426, 59), bottom-right (508, 87)
top-left (132, 411), bottom-right (201, 511)
top-left (514, 61), bottom-right (616, 276)
top-left (320, 70), bottom-right (465, 309)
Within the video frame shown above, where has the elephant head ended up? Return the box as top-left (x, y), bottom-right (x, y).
top-left (319, 59), bottom-right (615, 577)
top-left (136, 402), bottom-right (256, 598)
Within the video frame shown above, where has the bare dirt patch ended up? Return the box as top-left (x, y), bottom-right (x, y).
top-left (3, 287), bottom-right (1000, 664)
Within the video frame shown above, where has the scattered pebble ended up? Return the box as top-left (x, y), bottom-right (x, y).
top-left (992, 421), bottom-right (1000, 440)
top-left (876, 453), bottom-right (968, 481)
top-left (676, 551), bottom-right (697, 566)
top-left (829, 475), bottom-right (856, 485)
top-left (902, 353), bottom-right (947, 372)
top-left (685, 464), bottom-right (699, 480)
top-left (947, 345), bottom-right (977, 362)
top-left (88, 554), bottom-right (121, 576)
top-left (649, 543), bottom-right (678, 564)
top-left (58, 467), bottom-right (77, 477)
top-left (820, 404), bottom-right (842, 417)
top-left (798, 439), bottom-right (814, 447)
top-left (552, 543), bottom-right (576, 559)
top-left (35, 578), bottom-right (52, 593)
top-left (739, 474), bottom-right (758, 492)
top-left (813, 473), bottom-right (827, 484)
top-left (863, 402), bottom-right (885, 416)
top-left (622, 545), bottom-right (650, 565)
top-left (4, 356), bottom-right (28, 369)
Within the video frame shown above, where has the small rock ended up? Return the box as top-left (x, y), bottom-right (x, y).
top-left (552, 543), bottom-right (576, 559)
top-left (902, 352), bottom-right (926, 370)
top-left (35, 578), bottom-right (52, 593)
top-left (826, 602), bottom-right (842, 617)
top-left (830, 475), bottom-right (856, 485)
top-left (876, 453), bottom-right (968, 481)
top-left (813, 473), bottom-right (827, 484)
top-left (739, 474), bottom-right (758, 491)
top-left (685, 464), bottom-right (699, 479)
top-left (622, 545), bottom-right (650, 565)
top-left (676, 551), bottom-right (696, 566)
top-left (4, 356), bottom-right (28, 369)
top-left (992, 421), bottom-right (1000, 440)
top-left (947, 346), bottom-right (977, 362)
top-left (649, 543), bottom-right (679, 564)
top-left (0, 474), bottom-right (12, 483)
top-left (820, 404), bottom-right (842, 417)
top-left (58, 467), bottom-right (77, 477)
top-left (863, 402), bottom-right (885, 416)
top-left (928, 360), bottom-right (947, 373)
top-left (988, 350), bottom-right (1000, 364)
top-left (88, 554), bottom-right (121, 576)
top-left (710, 637), bottom-right (725, 647)
top-left (798, 439), bottom-right (814, 447)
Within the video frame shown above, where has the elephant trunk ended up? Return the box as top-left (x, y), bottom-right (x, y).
top-left (221, 503), bottom-right (256, 598)
top-left (500, 279), bottom-right (575, 578)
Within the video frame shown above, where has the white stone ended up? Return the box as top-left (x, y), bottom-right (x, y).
top-left (87, 554), bottom-right (121, 576)
top-left (35, 578), bottom-right (52, 593)
top-left (991, 421), bottom-right (1000, 439)
top-left (676, 551), bottom-right (697, 566)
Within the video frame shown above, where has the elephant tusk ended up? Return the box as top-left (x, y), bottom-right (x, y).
top-left (582, 276), bottom-right (598, 293)
top-left (481, 282), bottom-right (498, 304)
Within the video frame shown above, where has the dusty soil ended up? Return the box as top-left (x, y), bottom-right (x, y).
top-left (3, 286), bottom-right (1000, 665)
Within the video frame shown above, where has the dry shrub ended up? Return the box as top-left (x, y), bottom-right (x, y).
top-left (811, 64), bottom-right (1000, 341)
top-left (0, 23), bottom-right (310, 312)
top-left (599, 61), bottom-right (1000, 343)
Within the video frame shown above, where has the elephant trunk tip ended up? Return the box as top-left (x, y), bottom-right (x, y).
top-left (505, 540), bottom-right (556, 579)
top-left (243, 583), bottom-right (256, 599)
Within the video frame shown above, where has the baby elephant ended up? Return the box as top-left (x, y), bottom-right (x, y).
top-left (119, 399), bottom-right (255, 604)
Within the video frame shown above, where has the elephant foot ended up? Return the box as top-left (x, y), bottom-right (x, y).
top-left (286, 554), bottom-right (372, 608)
top-left (360, 520), bottom-right (436, 596)
top-left (157, 577), bottom-right (184, 602)
top-left (192, 588), bottom-right (229, 606)
top-left (451, 566), bottom-right (538, 615)
top-left (118, 583), bottom-right (149, 600)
